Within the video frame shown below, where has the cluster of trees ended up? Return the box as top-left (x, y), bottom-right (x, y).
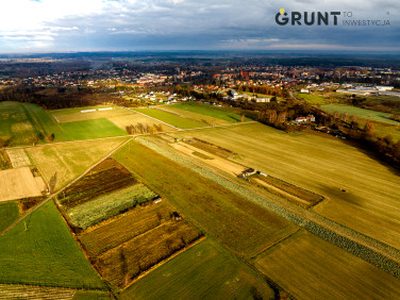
top-left (340, 121), bottom-right (400, 165)
top-left (125, 123), bottom-right (163, 135)
top-left (237, 84), bottom-right (289, 98)
top-left (0, 85), bottom-right (125, 110)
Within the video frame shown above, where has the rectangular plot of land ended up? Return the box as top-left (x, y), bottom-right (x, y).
top-left (0, 167), bottom-right (45, 202)
top-left (6, 149), bottom-right (31, 168)
top-left (255, 230), bottom-right (400, 299)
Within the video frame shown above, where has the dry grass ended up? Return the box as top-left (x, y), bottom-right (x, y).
top-left (95, 220), bottom-right (202, 288)
top-left (108, 112), bottom-right (176, 132)
top-left (26, 137), bottom-right (129, 191)
top-left (256, 230), bottom-right (400, 299)
top-left (170, 123), bottom-right (400, 249)
top-left (78, 202), bottom-right (172, 256)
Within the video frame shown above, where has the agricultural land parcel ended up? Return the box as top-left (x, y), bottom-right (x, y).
top-left (321, 104), bottom-right (400, 141)
top-left (120, 238), bottom-right (275, 300)
top-left (159, 102), bottom-right (251, 124)
top-left (0, 167), bottom-right (45, 202)
top-left (134, 108), bottom-right (206, 129)
top-left (321, 104), bottom-right (399, 125)
top-left (0, 102), bottom-right (127, 145)
top-left (49, 106), bottom-right (133, 123)
top-left (0, 201), bottom-right (19, 232)
top-left (0, 284), bottom-right (111, 300)
top-left (169, 123), bottom-right (400, 249)
top-left (55, 157), bottom-right (201, 289)
top-left (51, 106), bottom-right (176, 133)
top-left (113, 140), bottom-right (297, 257)
top-left (0, 201), bottom-right (105, 289)
top-left (26, 136), bottom-right (130, 191)
top-left (256, 230), bottom-right (400, 299)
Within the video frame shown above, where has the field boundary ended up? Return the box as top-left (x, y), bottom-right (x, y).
top-left (136, 137), bottom-right (400, 279)
top-left (122, 235), bottom-right (206, 291)
top-left (0, 136), bottom-right (134, 238)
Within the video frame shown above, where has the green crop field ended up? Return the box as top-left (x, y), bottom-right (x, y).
top-left (321, 104), bottom-right (399, 125)
top-left (296, 93), bottom-right (337, 104)
top-left (0, 201), bottom-right (19, 232)
top-left (59, 118), bottom-right (127, 140)
top-left (120, 238), bottom-right (275, 300)
top-left (256, 230), bottom-right (400, 299)
top-left (169, 123), bottom-right (400, 249)
top-left (73, 290), bottom-right (111, 300)
top-left (27, 137), bottom-right (129, 190)
top-left (114, 140), bottom-right (296, 257)
top-left (135, 108), bottom-right (205, 129)
top-left (67, 184), bottom-right (157, 229)
top-left (50, 106), bottom-right (133, 123)
top-left (0, 102), bottom-right (126, 145)
top-left (0, 201), bottom-right (106, 289)
top-left (165, 102), bottom-right (250, 123)
top-left (0, 102), bottom-right (44, 145)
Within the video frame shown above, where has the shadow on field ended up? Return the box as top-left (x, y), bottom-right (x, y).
top-left (342, 139), bottom-right (400, 177)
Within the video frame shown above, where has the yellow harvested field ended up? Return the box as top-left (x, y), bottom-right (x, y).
top-left (170, 123), bottom-right (400, 249)
top-left (6, 149), bottom-right (31, 168)
top-left (171, 142), bottom-right (246, 176)
top-left (50, 107), bottom-right (133, 123)
top-left (0, 167), bottom-right (45, 201)
top-left (108, 112), bottom-right (176, 132)
top-left (157, 106), bottom-right (230, 126)
top-left (256, 230), bottom-right (400, 299)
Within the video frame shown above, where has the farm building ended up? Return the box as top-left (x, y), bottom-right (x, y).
top-left (295, 115), bottom-right (315, 123)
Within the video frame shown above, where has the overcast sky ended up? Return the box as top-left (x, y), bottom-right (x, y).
top-left (0, 0), bottom-right (399, 52)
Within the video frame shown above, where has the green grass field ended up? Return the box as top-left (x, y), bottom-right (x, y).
top-left (0, 201), bottom-right (106, 289)
top-left (256, 230), bottom-right (400, 299)
top-left (296, 93), bottom-right (336, 104)
top-left (135, 108), bottom-right (205, 129)
top-left (0, 201), bottom-right (19, 232)
top-left (170, 123), bottom-right (400, 250)
top-left (114, 140), bottom-right (296, 257)
top-left (0, 102), bottom-right (43, 145)
top-left (0, 102), bottom-right (128, 145)
top-left (27, 137), bottom-right (129, 190)
top-left (166, 102), bottom-right (250, 123)
top-left (59, 118), bottom-right (127, 140)
top-left (321, 104), bottom-right (399, 125)
top-left (119, 238), bottom-right (275, 300)
top-left (73, 290), bottom-right (111, 300)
